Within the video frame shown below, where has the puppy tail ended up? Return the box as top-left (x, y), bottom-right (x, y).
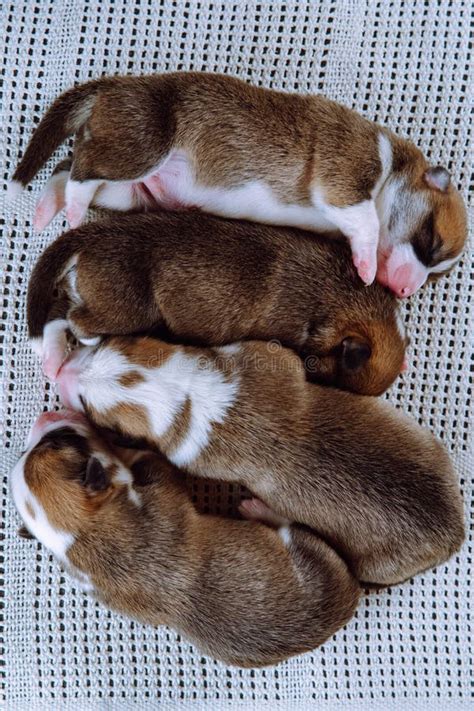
top-left (27, 229), bottom-right (89, 339)
top-left (10, 80), bottom-right (104, 191)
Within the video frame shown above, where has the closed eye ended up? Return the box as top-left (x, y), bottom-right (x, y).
top-left (412, 214), bottom-right (442, 267)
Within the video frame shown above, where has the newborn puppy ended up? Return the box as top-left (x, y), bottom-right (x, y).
top-left (27, 210), bottom-right (406, 394)
top-left (10, 410), bottom-right (360, 668)
top-left (9, 73), bottom-right (467, 294)
top-left (56, 337), bottom-right (465, 587)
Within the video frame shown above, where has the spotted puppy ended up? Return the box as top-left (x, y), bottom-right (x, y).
top-left (10, 410), bottom-right (360, 668)
top-left (56, 337), bottom-right (465, 587)
top-left (9, 73), bottom-right (467, 295)
top-left (28, 210), bottom-right (407, 394)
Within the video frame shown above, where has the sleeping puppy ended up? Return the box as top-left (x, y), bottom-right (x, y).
top-left (27, 210), bottom-right (407, 395)
top-left (55, 336), bottom-right (465, 587)
top-left (10, 410), bottom-right (360, 668)
top-left (8, 73), bottom-right (467, 294)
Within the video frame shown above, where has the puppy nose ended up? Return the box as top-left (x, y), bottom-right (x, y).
top-left (389, 264), bottom-right (417, 298)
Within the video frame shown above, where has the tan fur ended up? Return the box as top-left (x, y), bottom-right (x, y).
top-left (429, 186), bottom-right (467, 261)
top-left (28, 211), bottom-right (406, 395)
top-left (13, 422), bottom-right (360, 668)
top-left (76, 336), bottom-right (465, 586)
top-left (118, 370), bottom-right (145, 388)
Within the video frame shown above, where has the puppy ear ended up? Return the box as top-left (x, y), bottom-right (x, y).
top-left (341, 338), bottom-right (371, 371)
top-left (424, 166), bottom-right (450, 193)
top-left (84, 456), bottom-right (108, 492)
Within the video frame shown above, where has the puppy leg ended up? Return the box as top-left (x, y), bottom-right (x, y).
top-left (314, 197), bottom-right (380, 285)
top-left (94, 181), bottom-right (150, 212)
top-left (68, 305), bottom-right (105, 346)
top-left (34, 160), bottom-right (72, 231)
top-left (239, 497), bottom-right (290, 528)
top-left (65, 177), bottom-right (102, 228)
top-left (37, 318), bottom-right (70, 380)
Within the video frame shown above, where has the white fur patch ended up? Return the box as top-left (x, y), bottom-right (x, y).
top-left (40, 318), bottom-right (70, 378)
top-left (216, 344), bottom-right (241, 356)
top-left (75, 344), bottom-right (239, 467)
top-left (377, 175), bottom-right (428, 250)
top-left (312, 192), bottom-right (379, 245)
top-left (395, 307), bottom-right (406, 341)
top-left (65, 178), bottom-right (102, 227)
top-left (10, 456), bottom-right (74, 563)
top-left (79, 336), bottom-right (101, 346)
top-left (430, 254), bottom-right (460, 275)
top-left (372, 133), bottom-right (393, 199)
top-left (169, 355), bottom-right (239, 467)
top-left (279, 526), bottom-right (292, 547)
top-left (30, 336), bottom-right (43, 358)
top-left (113, 464), bottom-right (142, 507)
top-left (139, 150), bottom-right (336, 231)
top-left (6, 179), bottom-right (24, 202)
top-left (68, 95), bottom-right (96, 132)
top-left (312, 192), bottom-right (380, 283)
top-left (68, 565), bottom-right (94, 593)
top-left (94, 181), bottom-right (139, 211)
top-left (61, 254), bottom-right (81, 303)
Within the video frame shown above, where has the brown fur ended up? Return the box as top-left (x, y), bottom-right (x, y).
top-left (14, 423), bottom-right (360, 668)
top-left (13, 72), bottom-right (467, 263)
top-left (78, 336), bottom-right (465, 586)
top-left (118, 370), bottom-right (145, 388)
top-left (28, 211), bottom-right (406, 395)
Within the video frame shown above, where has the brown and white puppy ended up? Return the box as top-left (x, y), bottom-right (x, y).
top-left (27, 210), bottom-right (407, 394)
top-left (10, 410), bottom-right (360, 668)
top-left (9, 73), bottom-right (467, 295)
top-left (55, 336), bottom-right (465, 587)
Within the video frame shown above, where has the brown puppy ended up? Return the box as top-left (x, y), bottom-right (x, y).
top-left (56, 337), bottom-right (465, 587)
top-left (10, 410), bottom-right (360, 668)
top-left (28, 210), bottom-right (406, 395)
top-left (9, 73), bottom-right (467, 295)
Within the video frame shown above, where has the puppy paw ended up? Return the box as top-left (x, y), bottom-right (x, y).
top-left (352, 250), bottom-right (377, 286)
top-left (34, 194), bottom-right (63, 231)
top-left (42, 350), bottom-right (66, 381)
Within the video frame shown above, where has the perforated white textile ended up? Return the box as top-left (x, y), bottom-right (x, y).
top-left (1, 0), bottom-right (472, 707)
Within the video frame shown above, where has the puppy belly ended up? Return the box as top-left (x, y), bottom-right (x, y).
top-left (143, 151), bottom-right (337, 231)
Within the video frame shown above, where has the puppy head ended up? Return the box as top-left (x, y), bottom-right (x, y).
top-left (379, 167), bottom-right (467, 297)
top-left (302, 307), bottom-right (407, 395)
top-left (10, 409), bottom-right (141, 558)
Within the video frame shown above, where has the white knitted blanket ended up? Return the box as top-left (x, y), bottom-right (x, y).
top-left (1, 1), bottom-right (472, 708)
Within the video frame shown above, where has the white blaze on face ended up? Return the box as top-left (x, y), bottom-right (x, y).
top-left (10, 454), bottom-right (75, 563)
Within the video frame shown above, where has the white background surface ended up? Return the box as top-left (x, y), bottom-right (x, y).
top-left (1, 0), bottom-right (472, 706)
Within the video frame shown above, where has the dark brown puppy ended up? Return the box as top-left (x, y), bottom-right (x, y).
top-left (57, 337), bottom-right (465, 587)
top-left (28, 211), bottom-right (406, 395)
top-left (11, 410), bottom-right (360, 668)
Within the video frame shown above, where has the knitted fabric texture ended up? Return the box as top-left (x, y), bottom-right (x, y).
top-left (1, 1), bottom-right (472, 708)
